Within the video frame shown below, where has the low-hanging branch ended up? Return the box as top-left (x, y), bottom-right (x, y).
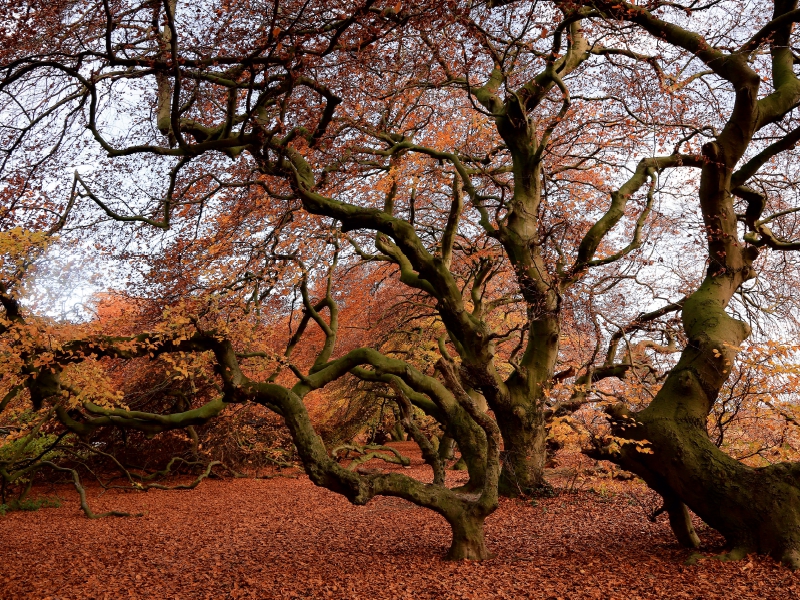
top-left (330, 444), bottom-right (411, 470)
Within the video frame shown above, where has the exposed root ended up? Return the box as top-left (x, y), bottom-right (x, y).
top-left (685, 546), bottom-right (752, 566)
top-left (779, 548), bottom-right (800, 571)
top-left (133, 461), bottom-right (222, 491)
top-left (684, 552), bottom-right (704, 566)
top-left (664, 497), bottom-right (701, 549)
top-left (42, 461), bottom-right (140, 519)
top-left (254, 473), bottom-right (299, 480)
top-left (713, 547), bottom-right (751, 563)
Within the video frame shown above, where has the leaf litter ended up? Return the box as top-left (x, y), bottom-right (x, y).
top-left (1, 443), bottom-right (797, 599)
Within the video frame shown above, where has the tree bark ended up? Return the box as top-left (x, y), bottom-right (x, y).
top-left (445, 509), bottom-right (493, 560)
top-left (494, 404), bottom-right (548, 496)
top-left (604, 275), bottom-right (800, 568)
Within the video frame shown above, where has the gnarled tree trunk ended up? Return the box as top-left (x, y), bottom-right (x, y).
top-left (608, 396), bottom-right (800, 568)
top-left (589, 4), bottom-right (800, 565)
top-left (604, 262), bottom-right (800, 568)
top-left (494, 403), bottom-right (548, 496)
top-left (445, 507), bottom-right (493, 560)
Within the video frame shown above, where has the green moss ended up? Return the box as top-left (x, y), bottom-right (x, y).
top-left (0, 496), bottom-right (61, 516)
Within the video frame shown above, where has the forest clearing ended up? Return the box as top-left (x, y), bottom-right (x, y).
top-left (2, 445), bottom-right (799, 599)
top-left (5, 1), bottom-right (800, 597)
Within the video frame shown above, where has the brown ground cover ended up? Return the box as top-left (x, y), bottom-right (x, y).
top-left (1, 443), bottom-right (798, 599)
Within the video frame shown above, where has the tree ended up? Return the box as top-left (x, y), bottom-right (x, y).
top-left (0, 0), bottom-right (506, 559)
top-left (572, 0), bottom-right (800, 568)
top-left (5, 0), bottom-right (800, 567)
top-left (3, 0), bottom-right (673, 500)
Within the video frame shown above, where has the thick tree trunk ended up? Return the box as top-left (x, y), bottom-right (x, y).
top-left (490, 310), bottom-right (559, 498)
top-left (606, 277), bottom-right (800, 568)
top-left (445, 510), bottom-right (493, 560)
top-left (613, 402), bottom-right (800, 567)
top-left (494, 405), bottom-right (547, 496)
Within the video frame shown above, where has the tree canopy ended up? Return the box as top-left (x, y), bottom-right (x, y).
top-left (4, 0), bottom-right (800, 566)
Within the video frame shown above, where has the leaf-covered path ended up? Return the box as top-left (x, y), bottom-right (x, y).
top-left (2, 447), bottom-right (798, 599)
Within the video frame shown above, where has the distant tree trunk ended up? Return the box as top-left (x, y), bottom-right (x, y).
top-left (390, 406), bottom-right (406, 441)
top-left (494, 404), bottom-right (548, 496)
top-left (438, 435), bottom-right (455, 460)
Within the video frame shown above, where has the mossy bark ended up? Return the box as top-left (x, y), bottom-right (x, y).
top-left (610, 399), bottom-right (800, 567)
top-left (604, 262), bottom-right (800, 567)
top-left (445, 510), bottom-right (493, 560)
top-left (494, 405), bottom-right (548, 496)
top-left (447, 411), bottom-right (489, 492)
top-left (491, 316), bottom-right (558, 497)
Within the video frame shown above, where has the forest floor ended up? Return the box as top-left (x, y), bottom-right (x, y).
top-left (1, 442), bottom-right (798, 599)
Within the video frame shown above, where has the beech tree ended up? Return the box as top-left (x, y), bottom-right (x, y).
top-left (4, 0), bottom-right (800, 567)
top-left (0, 0), bottom-right (506, 560)
top-left (568, 0), bottom-right (800, 569)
